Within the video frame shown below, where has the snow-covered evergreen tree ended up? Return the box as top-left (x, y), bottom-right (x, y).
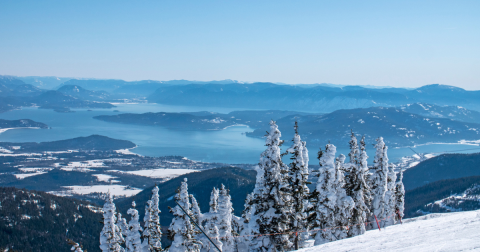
top-left (70, 241), bottom-right (84, 252)
top-left (313, 144), bottom-right (354, 245)
top-left (248, 120), bottom-right (293, 251)
top-left (100, 192), bottom-right (124, 252)
top-left (384, 164), bottom-right (398, 226)
top-left (200, 187), bottom-right (223, 252)
top-left (239, 192), bottom-right (254, 249)
top-left (312, 144), bottom-right (338, 245)
top-left (191, 195), bottom-right (202, 224)
top-left (395, 170), bottom-right (405, 223)
top-left (203, 218), bottom-right (223, 252)
top-left (333, 154), bottom-right (354, 241)
top-left (348, 130), bottom-right (359, 169)
top-left (117, 213), bottom-right (128, 243)
top-left (126, 201), bottom-right (143, 252)
top-left (217, 184), bottom-right (235, 252)
top-left (168, 178), bottom-right (202, 252)
top-left (286, 121), bottom-right (310, 249)
top-left (209, 187), bottom-right (219, 213)
top-left (368, 137), bottom-right (389, 229)
top-left (142, 186), bottom-right (163, 252)
top-left (346, 136), bottom-right (371, 237)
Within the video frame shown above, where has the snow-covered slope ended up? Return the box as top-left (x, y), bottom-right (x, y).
top-left (299, 210), bottom-right (480, 252)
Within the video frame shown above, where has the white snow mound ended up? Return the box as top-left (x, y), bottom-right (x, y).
top-left (299, 210), bottom-right (480, 252)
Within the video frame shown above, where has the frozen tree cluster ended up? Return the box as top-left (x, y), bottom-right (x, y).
top-left (95, 120), bottom-right (405, 251)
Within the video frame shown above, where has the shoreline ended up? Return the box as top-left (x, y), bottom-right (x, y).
top-left (0, 127), bottom-right (41, 134)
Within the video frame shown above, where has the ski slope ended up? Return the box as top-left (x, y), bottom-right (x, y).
top-left (299, 210), bottom-right (480, 252)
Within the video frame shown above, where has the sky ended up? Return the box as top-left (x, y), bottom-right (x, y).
top-left (1, 0), bottom-right (479, 89)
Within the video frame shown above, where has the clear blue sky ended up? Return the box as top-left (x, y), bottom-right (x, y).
top-left (1, 0), bottom-right (479, 89)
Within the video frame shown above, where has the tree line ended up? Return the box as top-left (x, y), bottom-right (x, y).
top-left (78, 120), bottom-right (405, 252)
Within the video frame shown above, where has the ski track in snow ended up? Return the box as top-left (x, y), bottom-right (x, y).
top-left (299, 210), bottom-right (480, 252)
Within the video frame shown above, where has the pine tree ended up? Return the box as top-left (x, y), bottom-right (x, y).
top-left (201, 187), bottom-right (223, 252)
top-left (384, 164), bottom-right (398, 226)
top-left (168, 178), bottom-right (202, 252)
top-left (347, 136), bottom-right (371, 237)
top-left (191, 195), bottom-right (202, 224)
top-left (312, 144), bottom-right (338, 245)
top-left (217, 184), bottom-right (235, 252)
top-left (203, 219), bottom-right (223, 252)
top-left (368, 137), bottom-right (389, 229)
top-left (286, 121), bottom-right (310, 249)
top-left (100, 192), bottom-right (124, 252)
top-left (333, 154), bottom-right (354, 241)
top-left (142, 186), bottom-right (163, 252)
top-left (395, 170), bottom-right (405, 223)
top-left (248, 120), bottom-right (293, 252)
top-left (312, 144), bottom-right (354, 245)
top-left (70, 241), bottom-right (84, 252)
top-left (348, 130), bottom-right (359, 170)
top-left (117, 213), bottom-right (128, 243)
top-left (126, 201), bottom-right (143, 252)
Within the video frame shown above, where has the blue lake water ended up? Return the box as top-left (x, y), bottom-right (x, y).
top-left (0, 104), bottom-right (479, 164)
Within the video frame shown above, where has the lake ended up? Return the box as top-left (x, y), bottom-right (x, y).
top-left (0, 104), bottom-right (479, 165)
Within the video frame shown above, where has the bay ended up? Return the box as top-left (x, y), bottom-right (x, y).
top-left (0, 104), bottom-right (479, 165)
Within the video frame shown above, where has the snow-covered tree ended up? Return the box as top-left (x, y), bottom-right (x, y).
top-left (142, 186), bottom-right (163, 252)
top-left (191, 195), bottom-right (202, 224)
top-left (368, 137), bottom-right (389, 229)
top-left (239, 192), bottom-right (254, 249)
top-left (217, 184), bottom-right (235, 252)
top-left (209, 187), bottom-right (219, 213)
top-left (346, 136), bottom-right (371, 237)
top-left (168, 178), bottom-right (202, 252)
top-left (384, 164), bottom-right (398, 226)
top-left (70, 241), bottom-right (84, 252)
top-left (313, 144), bottom-right (354, 245)
top-left (200, 187), bottom-right (223, 252)
top-left (100, 192), bottom-right (124, 252)
top-left (286, 121), bottom-right (310, 249)
top-left (117, 213), bottom-right (128, 243)
top-left (348, 130), bottom-right (359, 169)
top-left (395, 170), bottom-right (405, 223)
top-left (333, 154), bottom-right (354, 241)
top-left (126, 201), bottom-right (143, 252)
top-left (248, 120), bottom-right (293, 251)
top-left (203, 218), bottom-right (223, 252)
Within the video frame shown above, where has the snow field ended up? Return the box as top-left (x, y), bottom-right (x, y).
top-left (110, 168), bottom-right (198, 179)
top-left (299, 210), bottom-right (480, 252)
top-left (62, 185), bottom-right (142, 197)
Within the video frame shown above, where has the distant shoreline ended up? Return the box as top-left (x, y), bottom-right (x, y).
top-left (0, 127), bottom-right (42, 134)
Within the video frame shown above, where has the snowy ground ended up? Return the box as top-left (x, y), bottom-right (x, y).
top-left (111, 168), bottom-right (199, 178)
top-left (299, 210), bottom-right (480, 252)
top-left (60, 185), bottom-right (142, 197)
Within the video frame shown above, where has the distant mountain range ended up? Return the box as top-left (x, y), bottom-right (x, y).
top-left (57, 85), bottom-right (110, 101)
top-left (4, 75), bottom-right (480, 113)
top-left (0, 76), bottom-right (115, 113)
top-left (147, 83), bottom-right (480, 112)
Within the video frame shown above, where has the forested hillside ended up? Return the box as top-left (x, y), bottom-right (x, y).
top-left (0, 187), bottom-right (102, 252)
top-left (403, 153), bottom-right (480, 190)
